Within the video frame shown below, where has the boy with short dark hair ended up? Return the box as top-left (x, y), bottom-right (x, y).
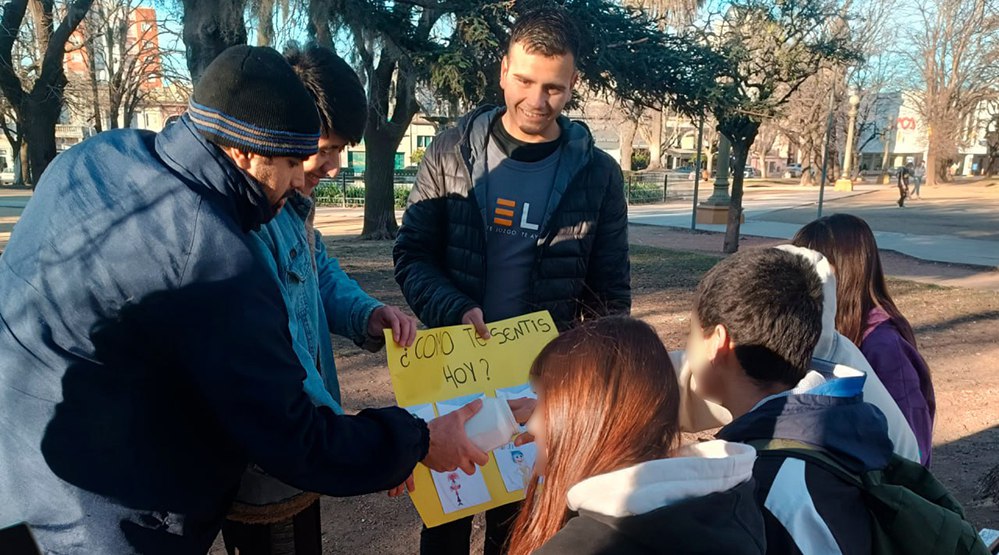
top-left (686, 248), bottom-right (894, 554)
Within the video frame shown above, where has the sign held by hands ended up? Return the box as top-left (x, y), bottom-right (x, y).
top-left (385, 311), bottom-right (558, 527)
top-left (387, 311), bottom-right (557, 407)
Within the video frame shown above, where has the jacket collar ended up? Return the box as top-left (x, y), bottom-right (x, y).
top-left (155, 114), bottom-right (276, 233)
top-left (863, 307), bottom-right (893, 342)
top-left (456, 105), bottom-right (595, 235)
top-left (717, 364), bottom-right (894, 473)
top-left (286, 192), bottom-right (314, 220)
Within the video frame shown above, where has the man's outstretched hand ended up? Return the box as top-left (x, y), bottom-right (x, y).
top-left (423, 399), bottom-right (489, 475)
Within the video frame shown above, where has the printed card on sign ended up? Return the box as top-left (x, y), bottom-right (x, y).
top-left (403, 403), bottom-right (437, 423)
top-left (385, 311), bottom-right (559, 528)
top-left (494, 384), bottom-right (539, 493)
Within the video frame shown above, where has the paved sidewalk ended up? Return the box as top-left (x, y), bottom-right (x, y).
top-left (630, 213), bottom-right (999, 268)
top-left (630, 182), bottom-right (999, 269)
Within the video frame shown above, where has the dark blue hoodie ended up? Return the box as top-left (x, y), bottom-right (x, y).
top-left (0, 117), bottom-right (428, 554)
top-left (718, 362), bottom-right (894, 555)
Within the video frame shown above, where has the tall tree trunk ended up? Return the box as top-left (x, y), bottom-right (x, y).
top-left (122, 106), bottom-right (135, 129)
top-left (721, 121), bottom-right (759, 254)
top-left (758, 151), bottom-right (767, 179)
top-left (15, 141), bottom-right (29, 187)
top-left (18, 0), bottom-right (95, 185)
top-left (360, 51), bottom-right (417, 239)
top-left (257, 0), bottom-right (275, 46)
top-left (724, 141), bottom-right (750, 253)
top-left (800, 141), bottom-right (816, 186)
top-left (87, 33), bottom-right (103, 133)
top-left (361, 125), bottom-right (404, 239)
top-left (181, 0), bottom-right (248, 85)
top-left (23, 91), bottom-right (62, 186)
top-left (308, 0), bottom-right (333, 49)
top-left (620, 118), bottom-right (637, 172)
top-left (28, 0), bottom-right (53, 59)
top-left (925, 148), bottom-right (938, 188)
top-left (648, 109), bottom-right (663, 170)
top-left (108, 96), bottom-right (121, 130)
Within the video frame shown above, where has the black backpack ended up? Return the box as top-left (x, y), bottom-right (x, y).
top-left (752, 439), bottom-right (990, 555)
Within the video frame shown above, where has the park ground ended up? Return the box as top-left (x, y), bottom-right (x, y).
top-left (2, 182), bottom-right (996, 553)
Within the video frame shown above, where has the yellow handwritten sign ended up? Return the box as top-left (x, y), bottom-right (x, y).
top-left (385, 311), bottom-right (558, 527)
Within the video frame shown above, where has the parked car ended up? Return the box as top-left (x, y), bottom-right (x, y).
top-left (785, 163), bottom-right (803, 178)
top-left (744, 166), bottom-right (757, 178)
top-left (688, 169), bottom-right (716, 180)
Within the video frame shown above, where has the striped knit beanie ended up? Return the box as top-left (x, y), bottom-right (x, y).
top-left (189, 45), bottom-right (320, 159)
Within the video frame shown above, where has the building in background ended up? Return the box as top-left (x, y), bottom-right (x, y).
top-left (856, 91), bottom-right (991, 176)
top-left (1, 3), bottom-right (186, 183)
top-left (343, 115), bottom-right (437, 173)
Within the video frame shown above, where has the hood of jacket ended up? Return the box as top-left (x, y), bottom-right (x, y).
top-left (567, 440), bottom-right (756, 517)
top-left (155, 114), bottom-right (276, 232)
top-left (561, 443), bottom-right (763, 555)
top-left (717, 361), bottom-right (895, 473)
top-left (775, 245), bottom-right (840, 360)
top-left (454, 105), bottom-right (594, 234)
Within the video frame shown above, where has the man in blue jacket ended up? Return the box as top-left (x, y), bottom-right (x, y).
top-left (0, 45), bottom-right (486, 555)
top-left (221, 44), bottom-right (420, 554)
top-left (685, 247), bottom-right (893, 554)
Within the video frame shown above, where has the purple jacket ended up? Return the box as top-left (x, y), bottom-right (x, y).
top-left (860, 308), bottom-right (936, 466)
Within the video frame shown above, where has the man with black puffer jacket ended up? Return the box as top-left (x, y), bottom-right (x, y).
top-left (393, 7), bottom-right (630, 555)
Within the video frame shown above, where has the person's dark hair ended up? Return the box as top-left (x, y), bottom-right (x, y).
top-left (509, 6), bottom-right (580, 60)
top-left (695, 248), bottom-right (824, 387)
top-left (284, 43), bottom-right (367, 144)
top-left (792, 213), bottom-right (919, 348)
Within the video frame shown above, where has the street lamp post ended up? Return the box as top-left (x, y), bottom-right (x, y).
top-left (835, 90), bottom-right (861, 192)
top-left (690, 114), bottom-right (705, 230)
top-left (696, 133), bottom-right (732, 224)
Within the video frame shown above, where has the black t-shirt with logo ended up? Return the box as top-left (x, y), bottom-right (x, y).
top-left (481, 116), bottom-right (561, 321)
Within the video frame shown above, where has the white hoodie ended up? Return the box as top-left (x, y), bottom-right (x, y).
top-left (671, 245), bottom-right (921, 463)
top-left (567, 440), bottom-right (757, 517)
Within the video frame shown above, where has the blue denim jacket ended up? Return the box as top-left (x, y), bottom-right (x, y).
top-left (248, 194), bottom-right (384, 412)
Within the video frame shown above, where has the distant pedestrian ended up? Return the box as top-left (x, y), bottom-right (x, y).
top-left (897, 162), bottom-right (912, 207)
top-left (912, 161), bottom-right (926, 199)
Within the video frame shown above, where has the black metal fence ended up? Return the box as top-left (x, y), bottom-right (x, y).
top-left (313, 168), bottom-right (695, 208)
top-left (623, 170), bottom-right (697, 205)
top-left (313, 168), bottom-right (416, 208)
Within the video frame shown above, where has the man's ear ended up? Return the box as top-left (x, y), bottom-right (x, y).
top-left (499, 55), bottom-right (509, 89)
top-left (222, 146), bottom-right (253, 171)
top-left (570, 69), bottom-right (580, 90)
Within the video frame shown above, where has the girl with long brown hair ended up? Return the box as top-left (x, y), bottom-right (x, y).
top-left (506, 316), bottom-right (763, 555)
top-left (793, 213), bottom-right (935, 465)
